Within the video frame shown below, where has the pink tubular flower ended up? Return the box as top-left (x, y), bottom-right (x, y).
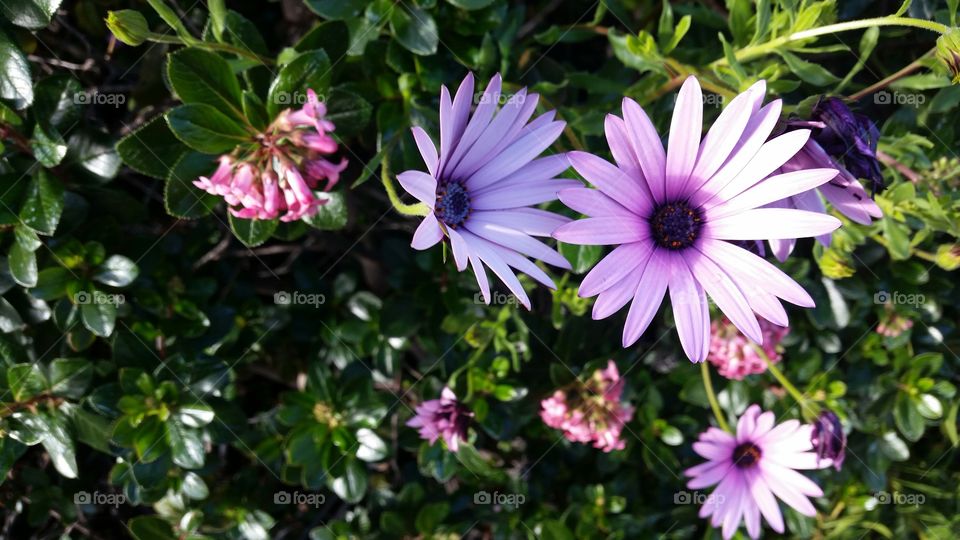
top-left (397, 72), bottom-right (575, 310)
top-left (685, 405), bottom-right (830, 539)
top-left (192, 89), bottom-right (347, 222)
top-left (708, 317), bottom-right (789, 380)
top-left (406, 387), bottom-right (473, 452)
top-left (540, 361), bottom-right (634, 452)
top-left (553, 77), bottom-right (841, 361)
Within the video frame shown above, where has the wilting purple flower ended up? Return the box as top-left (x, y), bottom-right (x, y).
top-left (768, 98), bottom-right (884, 260)
top-left (407, 387), bottom-right (473, 451)
top-left (708, 317), bottom-right (789, 380)
top-left (685, 404), bottom-right (830, 539)
top-left (553, 77), bottom-right (840, 361)
top-left (810, 410), bottom-right (846, 471)
top-left (397, 72), bottom-right (576, 310)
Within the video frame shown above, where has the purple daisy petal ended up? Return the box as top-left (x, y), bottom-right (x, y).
top-left (666, 76), bottom-right (703, 197)
top-left (622, 97), bottom-right (667, 202)
top-left (707, 208), bottom-right (841, 240)
top-left (411, 213), bottom-right (444, 250)
top-left (568, 150), bottom-right (653, 214)
top-left (411, 126), bottom-right (439, 177)
top-left (622, 251), bottom-right (668, 346)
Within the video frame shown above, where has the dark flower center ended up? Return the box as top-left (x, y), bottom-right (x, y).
top-left (650, 201), bottom-right (702, 250)
top-left (732, 442), bottom-right (762, 468)
top-left (436, 181), bottom-right (470, 228)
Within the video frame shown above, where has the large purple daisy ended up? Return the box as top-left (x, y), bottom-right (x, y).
top-left (553, 77), bottom-right (841, 361)
top-left (397, 73), bottom-right (576, 309)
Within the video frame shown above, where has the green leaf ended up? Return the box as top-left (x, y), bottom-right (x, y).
top-left (558, 242), bottom-right (603, 274)
top-left (80, 296), bottom-right (117, 337)
top-left (778, 51), bottom-right (840, 86)
top-left (128, 516), bottom-right (176, 540)
top-left (295, 20), bottom-right (350, 61)
top-left (329, 458), bottom-right (367, 503)
top-left (116, 114), bottom-right (190, 179)
top-left (0, 0), bottom-right (63, 29)
top-left (228, 213), bottom-right (278, 247)
top-left (882, 216), bottom-right (911, 260)
top-left (0, 297), bottom-right (24, 333)
top-left (165, 103), bottom-right (252, 154)
top-left (0, 29), bottom-right (33, 109)
top-left (390, 5), bottom-right (438, 56)
top-left (19, 169), bottom-right (64, 235)
top-left (48, 358), bottom-right (92, 398)
top-left (176, 403), bottom-right (215, 428)
top-left (30, 267), bottom-right (73, 300)
top-left (7, 363), bottom-right (47, 400)
top-left (304, 0), bottom-right (367, 19)
top-left (33, 75), bottom-right (82, 132)
top-left (69, 407), bottom-right (112, 453)
top-left (325, 88), bottom-right (372, 136)
top-left (355, 428), bottom-right (388, 462)
top-left (445, 0), bottom-right (495, 9)
top-left (94, 255), bottom-right (139, 287)
top-left (894, 392), bottom-right (925, 441)
top-left (166, 47), bottom-right (244, 120)
top-left (36, 411), bottom-right (78, 478)
top-left (166, 417), bottom-right (205, 469)
top-left (9, 242), bottom-right (38, 287)
top-left (302, 192), bottom-right (348, 230)
top-left (415, 501), bottom-right (450, 534)
top-left (879, 431), bottom-right (910, 461)
top-left (267, 50), bottom-right (333, 117)
top-left (165, 152), bottom-right (221, 219)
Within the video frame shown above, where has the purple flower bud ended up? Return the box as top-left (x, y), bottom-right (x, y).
top-left (811, 410), bottom-right (846, 471)
top-left (407, 387), bottom-right (473, 452)
top-left (808, 97), bottom-right (884, 194)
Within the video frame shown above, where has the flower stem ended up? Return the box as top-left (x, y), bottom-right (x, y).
top-left (713, 17), bottom-right (950, 68)
top-left (145, 32), bottom-right (275, 65)
top-left (700, 362), bottom-right (732, 433)
top-left (753, 344), bottom-right (820, 419)
top-left (380, 154), bottom-right (430, 217)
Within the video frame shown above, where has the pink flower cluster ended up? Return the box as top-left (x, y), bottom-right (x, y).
top-left (193, 89), bottom-right (348, 222)
top-left (708, 317), bottom-right (789, 380)
top-left (540, 361), bottom-right (634, 452)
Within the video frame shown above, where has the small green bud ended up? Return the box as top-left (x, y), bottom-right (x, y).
top-left (935, 244), bottom-right (960, 271)
top-left (106, 10), bottom-right (150, 47)
top-left (936, 28), bottom-right (960, 85)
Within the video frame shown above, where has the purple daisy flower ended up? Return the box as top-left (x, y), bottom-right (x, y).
top-left (397, 73), bottom-right (577, 309)
top-left (406, 387), bottom-right (473, 452)
top-left (552, 77), bottom-right (841, 361)
top-left (810, 409), bottom-right (846, 471)
top-left (685, 405), bottom-right (830, 539)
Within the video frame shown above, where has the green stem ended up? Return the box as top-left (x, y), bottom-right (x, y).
top-left (713, 17), bottom-right (950, 68)
top-left (753, 344), bottom-right (820, 419)
top-left (145, 33), bottom-right (274, 65)
top-left (701, 362), bottom-right (732, 433)
top-left (381, 155), bottom-right (430, 217)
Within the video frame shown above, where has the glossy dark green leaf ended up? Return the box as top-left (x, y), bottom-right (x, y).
top-left (80, 294), bottom-right (117, 337)
top-left (0, 29), bottom-right (33, 109)
top-left (116, 114), bottom-right (190, 179)
top-left (7, 363), bottom-right (47, 401)
top-left (228, 213), bottom-right (278, 247)
top-left (166, 47), bottom-right (245, 120)
top-left (304, 0), bottom-right (367, 19)
top-left (9, 242), bottom-right (38, 287)
top-left (94, 255), bottom-right (139, 287)
top-left (19, 169), bottom-right (64, 235)
top-left (0, 0), bottom-right (63, 29)
top-left (165, 103), bottom-right (253, 154)
top-left (390, 5), bottom-right (438, 56)
top-left (302, 192), bottom-right (348, 230)
top-left (295, 20), bottom-right (350, 61)
top-left (328, 458), bottom-right (367, 503)
top-left (325, 88), bottom-right (372, 136)
top-left (267, 50), bottom-right (333, 117)
top-left (166, 417), bottom-right (205, 469)
top-left (48, 358), bottom-right (93, 398)
top-left (165, 152), bottom-right (221, 219)
top-left (128, 516), bottom-right (176, 540)
top-left (0, 297), bottom-right (24, 333)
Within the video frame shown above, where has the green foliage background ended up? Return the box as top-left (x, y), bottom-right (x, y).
top-left (0, 0), bottom-right (959, 538)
